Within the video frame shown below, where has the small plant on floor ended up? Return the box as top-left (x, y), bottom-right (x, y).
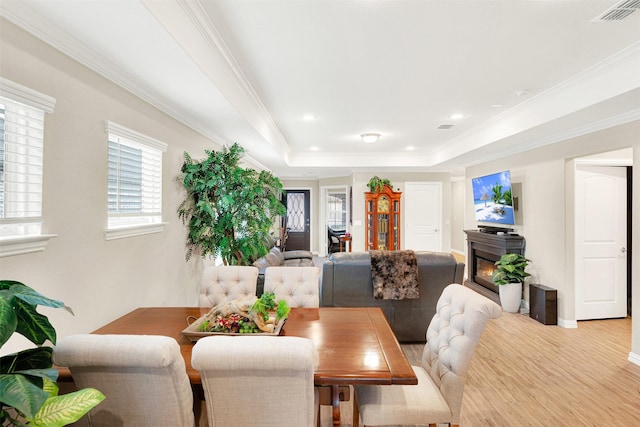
top-left (0, 280), bottom-right (104, 426)
top-left (491, 253), bottom-right (530, 285)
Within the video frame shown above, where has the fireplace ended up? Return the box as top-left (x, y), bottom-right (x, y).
top-left (464, 230), bottom-right (526, 304)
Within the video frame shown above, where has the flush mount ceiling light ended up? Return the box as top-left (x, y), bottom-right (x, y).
top-left (449, 113), bottom-right (467, 120)
top-left (361, 133), bottom-right (380, 143)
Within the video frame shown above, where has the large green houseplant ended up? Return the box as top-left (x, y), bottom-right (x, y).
top-left (0, 280), bottom-right (104, 426)
top-left (178, 142), bottom-right (287, 265)
top-left (491, 253), bottom-right (531, 313)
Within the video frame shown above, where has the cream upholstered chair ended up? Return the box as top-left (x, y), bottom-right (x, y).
top-left (198, 265), bottom-right (259, 307)
top-left (192, 335), bottom-right (318, 427)
top-left (353, 283), bottom-right (501, 427)
top-left (53, 334), bottom-right (195, 427)
top-left (263, 266), bottom-right (320, 307)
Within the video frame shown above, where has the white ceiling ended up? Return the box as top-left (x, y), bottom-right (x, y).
top-left (2, 0), bottom-right (639, 178)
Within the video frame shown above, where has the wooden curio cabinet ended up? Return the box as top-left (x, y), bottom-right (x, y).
top-left (365, 185), bottom-right (402, 251)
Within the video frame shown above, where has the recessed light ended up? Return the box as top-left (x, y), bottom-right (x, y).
top-left (515, 89), bottom-right (530, 97)
top-left (406, 146), bottom-right (415, 151)
top-left (449, 113), bottom-right (466, 120)
top-left (491, 104), bottom-right (504, 108)
top-left (309, 146), bottom-right (319, 151)
top-left (302, 114), bottom-right (317, 121)
top-left (361, 133), bottom-right (380, 143)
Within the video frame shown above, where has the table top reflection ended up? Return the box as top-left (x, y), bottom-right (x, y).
top-left (86, 306), bottom-right (416, 387)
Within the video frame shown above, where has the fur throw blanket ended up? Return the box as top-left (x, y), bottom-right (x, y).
top-left (370, 250), bottom-right (420, 300)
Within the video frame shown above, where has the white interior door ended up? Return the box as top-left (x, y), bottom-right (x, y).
top-left (404, 182), bottom-right (442, 251)
top-left (575, 165), bottom-right (627, 320)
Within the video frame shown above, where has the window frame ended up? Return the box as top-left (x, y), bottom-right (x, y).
top-left (0, 78), bottom-right (57, 257)
top-left (104, 121), bottom-right (167, 240)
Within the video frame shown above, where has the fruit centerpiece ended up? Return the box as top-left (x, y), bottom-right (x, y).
top-left (192, 292), bottom-right (290, 337)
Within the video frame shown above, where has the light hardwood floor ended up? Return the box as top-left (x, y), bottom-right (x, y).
top-left (321, 312), bottom-right (640, 426)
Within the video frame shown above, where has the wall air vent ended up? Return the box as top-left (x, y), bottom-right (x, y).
top-left (437, 124), bottom-right (454, 130)
top-left (593, 0), bottom-right (640, 21)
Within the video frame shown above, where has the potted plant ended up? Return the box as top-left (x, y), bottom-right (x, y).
top-left (491, 253), bottom-right (531, 313)
top-left (367, 176), bottom-right (393, 193)
top-left (0, 280), bottom-right (104, 426)
top-left (178, 142), bottom-right (287, 265)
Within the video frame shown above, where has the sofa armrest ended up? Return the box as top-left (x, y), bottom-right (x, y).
top-left (321, 260), bottom-right (335, 307)
top-left (453, 262), bottom-right (465, 284)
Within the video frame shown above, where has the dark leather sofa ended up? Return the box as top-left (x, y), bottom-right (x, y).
top-left (321, 251), bottom-right (464, 342)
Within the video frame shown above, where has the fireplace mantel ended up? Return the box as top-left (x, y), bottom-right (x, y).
top-left (464, 229), bottom-right (526, 304)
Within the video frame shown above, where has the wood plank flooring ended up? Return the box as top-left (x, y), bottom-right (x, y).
top-left (320, 312), bottom-right (640, 426)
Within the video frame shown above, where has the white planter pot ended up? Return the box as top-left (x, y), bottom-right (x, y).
top-left (499, 282), bottom-right (522, 313)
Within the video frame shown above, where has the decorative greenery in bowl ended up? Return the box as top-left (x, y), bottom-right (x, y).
top-left (197, 292), bottom-right (290, 334)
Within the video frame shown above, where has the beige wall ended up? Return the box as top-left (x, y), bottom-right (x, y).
top-left (0, 20), bottom-right (217, 354)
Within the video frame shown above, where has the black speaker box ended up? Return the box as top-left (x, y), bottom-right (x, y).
top-left (529, 284), bottom-right (557, 325)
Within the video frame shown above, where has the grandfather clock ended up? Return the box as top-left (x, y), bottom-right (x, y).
top-left (365, 184), bottom-right (402, 251)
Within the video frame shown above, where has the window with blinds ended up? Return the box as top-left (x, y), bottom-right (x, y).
top-left (106, 121), bottom-right (167, 230)
top-left (0, 96), bottom-right (46, 237)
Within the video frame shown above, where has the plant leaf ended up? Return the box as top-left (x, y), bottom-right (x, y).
top-left (14, 299), bottom-right (57, 345)
top-left (0, 347), bottom-right (54, 374)
top-left (30, 388), bottom-right (105, 427)
top-left (0, 291), bottom-right (18, 348)
top-left (8, 283), bottom-right (71, 313)
top-left (0, 373), bottom-right (50, 419)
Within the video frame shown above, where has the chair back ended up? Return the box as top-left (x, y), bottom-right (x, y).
top-left (421, 283), bottom-right (501, 424)
top-left (52, 334), bottom-right (194, 427)
top-left (192, 335), bottom-right (317, 427)
top-left (199, 265), bottom-right (259, 307)
top-left (263, 266), bottom-right (320, 307)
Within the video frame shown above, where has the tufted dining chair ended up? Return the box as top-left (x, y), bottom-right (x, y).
top-left (353, 283), bottom-right (501, 427)
top-left (192, 335), bottom-right (319, 427)
top-left (198, 265), bottom-right (259, 307)
top-left (263, 266), bottom-right (320, 307)
top-left (52, 334), bottom-right (195, 427)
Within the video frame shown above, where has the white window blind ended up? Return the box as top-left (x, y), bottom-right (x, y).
top-left (0, 96), bottom-right (47, 237)
top-left (106, 121), bottom-right (167, 230)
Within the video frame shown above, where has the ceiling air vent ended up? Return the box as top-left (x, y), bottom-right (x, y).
top-left (437, 124), bottom-right (454, 130)
top-left (593, 0), bottom-right (640, 21)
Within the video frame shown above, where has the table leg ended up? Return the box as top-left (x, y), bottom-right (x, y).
top-left (332, 384), bottom-right (340, 425)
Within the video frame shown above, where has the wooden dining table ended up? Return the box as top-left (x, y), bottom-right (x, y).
top-left (58, 306), bottom-right (417, 425)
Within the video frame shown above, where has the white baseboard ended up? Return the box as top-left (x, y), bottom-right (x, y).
top-left (557, 318), bottom-right (578, 328)
top-left (628, 352), bottom-right (640, 367)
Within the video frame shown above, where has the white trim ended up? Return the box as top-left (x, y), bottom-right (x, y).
top-left (106, 121), bottom-right (167, 152)
top-left (0, 234), bottom-right (58, 257)
top-left (0, 77), bottom-right (56, 113)
top-left (628, 352), bottom-right (640, 367)
top-left (104, 223), bottom-right (167, 241)
top-left (557, 318), bottom-right (578, 328)
top-left (574, 157), bottom-right (633, 166)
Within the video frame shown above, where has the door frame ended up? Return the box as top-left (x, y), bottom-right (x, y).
top-left (320, 185), bottom-right (350, 257)
top-left (284, 186), bottom-right (314, 252)
top-left (573, 158), bottom-right (632, 321)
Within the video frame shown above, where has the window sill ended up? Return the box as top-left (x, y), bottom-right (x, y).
top-left (104, 223), bottom-right (167, 241)
top-left (0, 234), bottom-right (58, 257)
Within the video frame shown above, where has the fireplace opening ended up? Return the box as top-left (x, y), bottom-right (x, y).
top-left (464, 230), bottom-right (526, 304)
top-left (474, 251), bottom-right (499, 289)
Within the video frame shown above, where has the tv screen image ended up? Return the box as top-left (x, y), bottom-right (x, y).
top-left (472, 170), bottom-right (515, 225)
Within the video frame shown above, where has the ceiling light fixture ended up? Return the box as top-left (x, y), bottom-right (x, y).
top-left (449, 113), bottom-right (466, 120)
top-left (361, 133), bottom-right (380, 143)
top-left (302, 114), bottom-right (317, 121)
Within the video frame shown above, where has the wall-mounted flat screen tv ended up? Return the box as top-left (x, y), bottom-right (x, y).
top-left (472, 170), bottom-right (515, 225)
